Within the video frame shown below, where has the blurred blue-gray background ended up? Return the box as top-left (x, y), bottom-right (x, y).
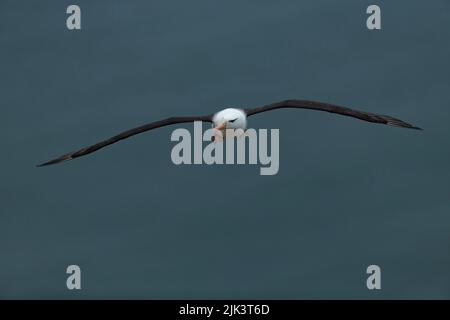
top-left (1, 0), bottom-right (449, 299)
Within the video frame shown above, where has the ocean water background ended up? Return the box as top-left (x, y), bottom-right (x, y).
top-left (1, 0), bottom-right (449, 298)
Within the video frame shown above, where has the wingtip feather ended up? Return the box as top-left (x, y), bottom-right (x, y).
top-left (36, 155), bottom-right (73, 167)
top-left (384, 117), bottom-right (422, 131)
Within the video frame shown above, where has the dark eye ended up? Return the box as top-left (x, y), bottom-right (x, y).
top-left (229, 118), bottom-right (238, 123)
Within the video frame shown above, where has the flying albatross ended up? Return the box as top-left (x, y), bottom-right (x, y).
top-left (37, 99), bottom-right (421, 166)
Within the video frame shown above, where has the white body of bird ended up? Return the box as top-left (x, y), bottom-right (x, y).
top-left (212, 108), bottom-right (247, 130)
top-left (212, 108), bottom-right (247, 141)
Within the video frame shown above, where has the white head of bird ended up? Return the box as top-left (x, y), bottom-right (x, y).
top-left (212, 108), bottom-right (247, 140)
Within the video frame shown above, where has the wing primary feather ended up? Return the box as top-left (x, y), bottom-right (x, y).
top-left (245, 99), bottom-right (421, 130)
top-left (37, 115), bottom-right (212, 167)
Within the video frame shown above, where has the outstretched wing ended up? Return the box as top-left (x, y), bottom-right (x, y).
top-left (245, 99), bottom-right (421, 130)
top-left (38, 115), bottom-right (213, 166)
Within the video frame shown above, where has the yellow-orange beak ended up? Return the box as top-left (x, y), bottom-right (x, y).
top-left (212, 122), bottom-right (227, 141)
top-left (213, 122), bottom-right (227, 131)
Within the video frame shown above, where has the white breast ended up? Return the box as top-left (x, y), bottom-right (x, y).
top-left (213, 108), bottom-right (247, 130)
